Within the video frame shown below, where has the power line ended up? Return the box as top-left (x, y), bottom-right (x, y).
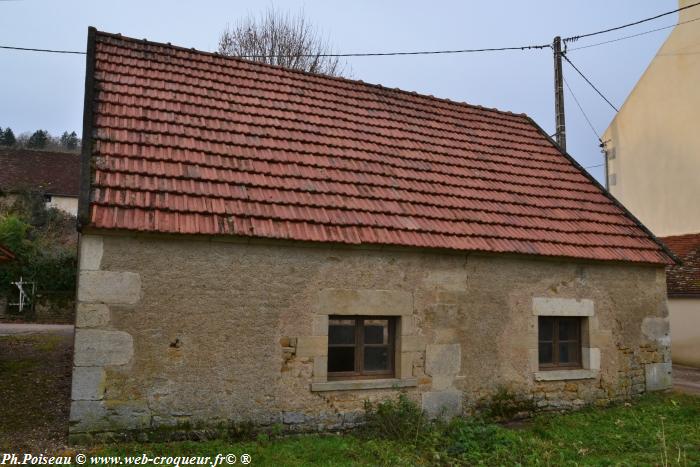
top-left (563, 77), bottom-right (607, 171)
top-left (2, 2), bottom-right (700, 58)
top-left (563, 1), bottom-right (700, 43)
top-left (561, 53), bottom-right (619, 112)
top-left (260, 44), bottom-right (552, 57)
top-left (0, 43), bottom-right (551, 58)
top-left (568, 16), bottom-right (700, 52)
top-left (0, 45), bottom-right (86, 54)
top-left (563, 76), bottom-right (601, 141)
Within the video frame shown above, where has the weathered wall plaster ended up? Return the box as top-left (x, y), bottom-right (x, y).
top-left (69, 233), bottom-right (670, 439)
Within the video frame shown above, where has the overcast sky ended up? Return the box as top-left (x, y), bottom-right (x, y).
top-left (0, 0), bottom-right (684, 183)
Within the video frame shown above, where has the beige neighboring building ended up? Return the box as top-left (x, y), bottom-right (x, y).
top-left (69, 29), bottom-right (675, 441)
top-left (602, 0), bottom-right (700, 367)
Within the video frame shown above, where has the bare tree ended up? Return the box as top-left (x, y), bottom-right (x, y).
top-left (218, 8), bottom-right (347, 77)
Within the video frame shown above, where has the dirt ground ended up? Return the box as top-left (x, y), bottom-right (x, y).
top-left (0, 324), bottom-right (73, 453)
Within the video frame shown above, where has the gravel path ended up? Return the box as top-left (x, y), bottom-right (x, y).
top-left (0, 325), bottom-right (74, 453)
top-left (0, 323), bottom-right (74, 336)
top-left (674, 364), bottom-right (700, 395)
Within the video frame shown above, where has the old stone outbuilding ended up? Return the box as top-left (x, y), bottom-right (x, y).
top-left (70, 28), bottom-right (676, 439)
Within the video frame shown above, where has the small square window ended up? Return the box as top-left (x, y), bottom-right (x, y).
top-left (538, 316), bottom-right (582, 370)
top-left (328, 316), bottom-right (395, 380)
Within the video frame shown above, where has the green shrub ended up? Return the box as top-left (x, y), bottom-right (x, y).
top-left (362, 393), bottom-right (429, 444)
top-left (478, 386), bottom-right (536, 421)
top-left (362, 393), bottom-right (523, 464)
top-left (0, 192), bottom-right (77, 315)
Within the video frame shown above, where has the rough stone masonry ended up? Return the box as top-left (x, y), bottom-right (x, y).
top-left (69, 232), bottom-right (672, 441)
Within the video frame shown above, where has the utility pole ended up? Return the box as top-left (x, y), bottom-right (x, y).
top-left (553, 36), bottom-right (566, 152)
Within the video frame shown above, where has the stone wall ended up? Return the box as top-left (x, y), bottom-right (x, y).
top-left (69, 232), bottom-right (671, 440)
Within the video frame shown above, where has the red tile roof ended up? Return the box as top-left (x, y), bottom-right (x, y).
top-left (0, 244), bottom-right (15, 262)
top-left (660, 234), bottom-right (700, 296)
top-left (0, 149), bottom-right (80, 196)
top-left (80, 29), bottom-right (674, 265)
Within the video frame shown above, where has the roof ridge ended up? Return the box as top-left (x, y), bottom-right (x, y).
top-left (96, 38), bottom-right (532, 132)
top-left (93, 29), bottom-right (530, 122)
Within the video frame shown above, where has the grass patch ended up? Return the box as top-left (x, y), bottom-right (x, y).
top-left (84, 392), bottom-right (700, 466)
top-left (0, 357), bottom-right (38, 373)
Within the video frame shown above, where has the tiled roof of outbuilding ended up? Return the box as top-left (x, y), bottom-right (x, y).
top-left (0, 148), bottom-right (80, 196)
top-left (80, 29), bottom-right (674, 265)
top-left (0, 244), bottom-right (15, 262)
top-left (660, 234), bottom-right (700, 296)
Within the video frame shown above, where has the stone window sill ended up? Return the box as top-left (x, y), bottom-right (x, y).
top-left (311, 378), bottom-right (418, 392)
top-left (534, 369), bottom-right (599, 381)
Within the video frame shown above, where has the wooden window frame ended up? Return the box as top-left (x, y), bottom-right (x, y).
top-left (538, 316), bottom-right (582, 370)
top-left (327, 316), bottom-right (396, 380)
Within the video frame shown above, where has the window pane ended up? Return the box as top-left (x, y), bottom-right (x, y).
top-left (364, 319), bottom-right (389, 345)
top-left (538, 317), bottom-right (554, 342)
top-left (559, 342), bottom-right (579, 365)
top-left (364, 346), bottom-right (389, 371)
top-left (328, 347), bottom-right (355, 372)
top-left (329, 319), bottom-right (355, 345)
top-left (538, 342), bottom-right (553, 364)
top-left (558, 318), bottom-right (579, 341)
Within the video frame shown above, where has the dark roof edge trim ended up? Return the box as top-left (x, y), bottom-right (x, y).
top-left (522, 115), bottom-right (679, 266)
top-left (77, 26), bottom-right (97, 231)
top-left (668, 293), bottom-right (700, 298)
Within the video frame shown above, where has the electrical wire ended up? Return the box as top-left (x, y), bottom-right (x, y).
top-left (2, 3), bottom-right (699, 58)
top-left (562, 77), bottom-right (606, 171)
top-left (561, 53), bottom-right (619, 112)
top-left (562, 1), bottom-right (700, 43)
top-left (0, 45), bottom-right (86, 54)
top-left (248, 44), bottom-right (552, 57)
top-left (563, 76), bottom-right (601, 142)
top-left (0, 43), bottom-right (551, 57)
top-left (568, 16), bottom-right (700, 52)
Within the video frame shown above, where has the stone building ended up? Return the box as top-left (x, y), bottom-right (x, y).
top-left (0, 148), bottom-right (81, 216)
top-left (70, 28), bottom-right (675, 439)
